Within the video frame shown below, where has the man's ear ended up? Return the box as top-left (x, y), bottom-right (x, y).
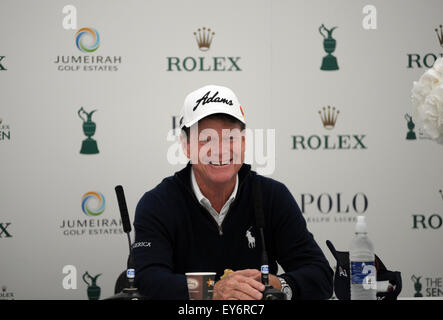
top-left (180, 133), bottom-right (190, 159)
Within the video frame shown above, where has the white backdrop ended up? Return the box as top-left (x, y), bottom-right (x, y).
top-left (0, 0), bottom-right (442, 300)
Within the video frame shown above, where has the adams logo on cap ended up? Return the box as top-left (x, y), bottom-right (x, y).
top-left (193, 91), bottom-right (233, 111)
top-left (180, 85), bottom-right (245, 129)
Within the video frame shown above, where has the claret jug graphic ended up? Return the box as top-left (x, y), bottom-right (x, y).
top-left (83, 271), bottom-right (102, 300)
top-left (319, 24), bottom-right (339, 71)
top-left (78, 107), bottom-right (99, 154)
top-left (404, 113), bottom-right (417, 140)
top-left (411, 275), bottom-right (423, 297)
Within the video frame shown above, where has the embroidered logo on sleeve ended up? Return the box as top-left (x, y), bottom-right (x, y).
top-left (132, 241), bottom-right (152, 249)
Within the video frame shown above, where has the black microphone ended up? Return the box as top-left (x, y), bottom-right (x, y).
top-left (115, 185), bottom-right (132, 234)
top-left (253, 179), bottom-right (286, 300)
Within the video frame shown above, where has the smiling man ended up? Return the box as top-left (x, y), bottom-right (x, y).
top-left (133, 85), bottom-right (333, 300)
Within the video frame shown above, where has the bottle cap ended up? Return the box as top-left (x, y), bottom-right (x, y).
top-left (355, 215), bottom-right (367, 233)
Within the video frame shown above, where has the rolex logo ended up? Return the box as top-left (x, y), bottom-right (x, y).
top-left (194, 27), bottom-right (215, 52)
top-left (318, 106), bottom-right (339, 129)
top-left (435, 25), bottom-right (443, 47)
top-left (407, 24), bottom-right (443, 68)
top-left (167, 27), bottom-right (241, 72)
top-left (293, 107), bottom-right (366, 150)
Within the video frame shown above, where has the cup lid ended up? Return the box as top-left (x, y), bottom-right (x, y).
top-left (185, 272), bottom-right (216, 275)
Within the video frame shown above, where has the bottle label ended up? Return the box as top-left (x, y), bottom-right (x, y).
top-left (261, 265), bottom-right (269, 274)
top-left (350, 261), bottom-right (376, 289)
top-left (127, 269), bottom-right (135, 279)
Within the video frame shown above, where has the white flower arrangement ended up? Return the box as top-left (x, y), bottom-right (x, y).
top-left (411, 57), bottom-right (443, 144)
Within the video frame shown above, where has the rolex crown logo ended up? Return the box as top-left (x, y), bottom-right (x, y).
top-left (194, 27), bottom-right (215, 52)
top-left (318, 106), bottom-right (339, 129)
top-left (435, 24), bottom-right (443, 47)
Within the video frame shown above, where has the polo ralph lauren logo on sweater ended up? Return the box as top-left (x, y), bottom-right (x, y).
top-left (246, 227), bottom-right (255, 249)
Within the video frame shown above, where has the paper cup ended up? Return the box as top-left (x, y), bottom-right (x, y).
top-left (185, 272), bottom-right (216, 300)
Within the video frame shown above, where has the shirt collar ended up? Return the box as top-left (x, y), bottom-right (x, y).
top-left (191, 167), bottom-right (239, 206)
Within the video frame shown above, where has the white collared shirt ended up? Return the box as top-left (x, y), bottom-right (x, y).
top-left (191, 167), bottom-right (239, 227)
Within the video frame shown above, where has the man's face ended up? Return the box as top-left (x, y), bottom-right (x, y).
top-left (182, 117), bottom-right (245, 185)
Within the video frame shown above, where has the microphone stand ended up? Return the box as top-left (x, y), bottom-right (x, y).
top-left (105, 186), bottom-right (143, 300)
top-left (253, 180), bottom-right (286, 300)
top-left (106, 247), bottom-right (142, 300)
top-left (259, 227), bottom-right (286, 300)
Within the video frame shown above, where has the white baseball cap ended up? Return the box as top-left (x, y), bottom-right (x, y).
top-left (179, 85), bottom-right (246, 129)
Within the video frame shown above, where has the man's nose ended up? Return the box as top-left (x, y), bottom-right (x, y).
top-left (211, 138), bottom-right (231, 159)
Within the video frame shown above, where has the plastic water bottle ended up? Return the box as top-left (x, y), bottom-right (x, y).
top-left (350, 215), bottom-right (377, 300)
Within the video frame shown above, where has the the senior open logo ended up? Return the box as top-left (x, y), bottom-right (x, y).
top-left (187, 278), bottom-right (199, 290)
top-left (75, 28), bottom-right (100, 53)
top-left (81, 192), bottom-right (105, 217)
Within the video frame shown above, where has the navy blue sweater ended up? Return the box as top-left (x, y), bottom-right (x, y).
top-left (133, 163), bottom-right (333, 300)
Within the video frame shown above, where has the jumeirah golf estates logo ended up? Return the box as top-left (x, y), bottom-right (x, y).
top-left (59, 192), bottom-right (122, 236)
top-left (54, 27), bottom-right (122, 72)
top-left (167, 27), bottom-right (241, 72)
top-left (59, 191), bottom-right (123, 236)
top-left (78, 107), bottom-right (99, 154)
top-left (81, 192), bottom-right (105, 217)
top-left (75, 28), bottom-right (100, 53)
top-left (407, 24), bottom-right (443, 68)
top-left (319, 24), bottom-right (339, 71)
top-left (292, 107), bottom-right (367, 150)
